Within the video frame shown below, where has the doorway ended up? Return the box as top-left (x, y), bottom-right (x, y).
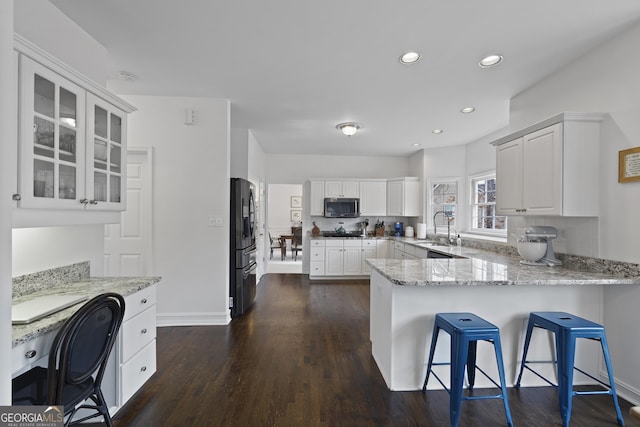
top-left (267, 184), bottom-right (302, 274)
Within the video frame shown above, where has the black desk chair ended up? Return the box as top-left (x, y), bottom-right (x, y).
top-left (12, 293), bottom-right (125, 427)
top-left (292, 228), bottom-right (303, 261)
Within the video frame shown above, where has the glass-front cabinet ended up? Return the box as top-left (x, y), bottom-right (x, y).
top-left (17, 55), bottom-right (128, 211)
top-left (86, 93), bottom-right (127, 210)
top-left (19, 55), bottom-right (86, 209)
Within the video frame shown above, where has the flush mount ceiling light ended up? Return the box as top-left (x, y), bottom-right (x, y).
top-left (118, 71), bottom-right (137, 82)
top-left (460, 107), bottom-right (476, 113)
top-left (478, 54), bottom-right (503, 68)
top-left (336, 122), bottom-right (362, 136)
top-left (399, 51), bottom-right (421, 64)
top-left (432, 129), bottom-right (443, 135)
top-left (412, 143), bottom-right (422, 147)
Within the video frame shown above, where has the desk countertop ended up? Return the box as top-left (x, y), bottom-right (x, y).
top-left (12, 276), bottom-right (160, 348)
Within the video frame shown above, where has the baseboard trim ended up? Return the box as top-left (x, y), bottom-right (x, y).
top-left (157, 312), bottom-right (230, 327)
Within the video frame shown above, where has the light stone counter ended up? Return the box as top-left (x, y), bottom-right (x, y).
top-left (12, 262), bottom-right (160, 348)
top-left (366, 240), bottom-right (640, 392)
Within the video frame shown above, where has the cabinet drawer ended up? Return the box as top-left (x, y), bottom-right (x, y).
top-left (12, 330), bottom-right (56, 376)
top-left (310, 247), bottom-right (324, 261)
top-left (403, 244), bottom-right (416, 256)
top-left (362, 239), bottom-right (376, 248)
top-left (124, 285), bottom-right (156, 321)
top-left (393, 241), bottom-right (404, 251)
top-left (310, 239), bottom-right (325, 247)
top-left (121, 339), bottom-right (156, 403)
top-left (121, 305), bottom-right (156, 361)
top-left (310, 261), bottom-right (325, 276)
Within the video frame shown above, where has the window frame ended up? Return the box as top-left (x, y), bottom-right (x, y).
top-left (468, 171), bottom-right (507, 236)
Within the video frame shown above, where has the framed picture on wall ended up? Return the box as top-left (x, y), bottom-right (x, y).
top-left (291, 196), bottom-right (302, 208)
top-left (290, 210), bottom-right (302, 222)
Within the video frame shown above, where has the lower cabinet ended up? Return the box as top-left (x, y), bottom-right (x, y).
top-left (310, 239), bottom-right (326, 276)
top-left (118, 285), bottom-right (157, 406)
top-left (361, 240), bottom-right (377, 274)
top-left (326, 240), bottom-right (362, 276)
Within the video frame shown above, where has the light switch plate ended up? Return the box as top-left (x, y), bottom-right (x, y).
top-left (208, 216), bottom-right (224, 227)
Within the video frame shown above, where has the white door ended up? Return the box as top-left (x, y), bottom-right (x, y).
top-left (104, 148), bottom-right (153, 276)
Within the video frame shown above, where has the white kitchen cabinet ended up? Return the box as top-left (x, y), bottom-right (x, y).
top-left (15, 46), bottom-right (134, 217)
top-left (309, 180), bottom-right (325, 216)
top-left (309, 239), bottom-right (325, 277)
top-left (493, 113), bottom-right (604, 217)
top-left (361, 239), bottom-right (377, 274)
top-left (359, 180), bottom-right (387, 216)
top-left (18, 56), bottom-right (86, 209)
top-left (325, 180), bottom-right (359, 198)
top-left (118, 285), bottom-right (157, 405)
top-left (320, 239), bottom-right (365, 276)
top-left (376, 239), bottom-right (390, 259)
top-left (387, 177), bottom-right (420, 217)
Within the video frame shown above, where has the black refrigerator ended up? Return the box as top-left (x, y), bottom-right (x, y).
top-left (230, 178), bottom-right (257, 318)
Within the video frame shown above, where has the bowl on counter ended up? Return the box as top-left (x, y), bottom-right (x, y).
top-left (517, 239), bottom-right (547, 262)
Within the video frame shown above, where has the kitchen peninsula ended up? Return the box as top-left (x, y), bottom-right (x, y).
top-left (367, 243), bottom-right (640, 391)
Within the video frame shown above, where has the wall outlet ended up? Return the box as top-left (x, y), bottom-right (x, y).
top-left (208, 216), bottom-right (224, 227)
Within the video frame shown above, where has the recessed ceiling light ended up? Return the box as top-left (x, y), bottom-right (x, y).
top-left (336, 122), bottom-right (362, 136)
top-left (399, 51), bottom-right (421, 64)
top-left (478, 54), bottom-right (503, 68)
top-left (412, 143), bottom-right (422, 147)
top-left (460, 107), bottom-right (476, 113)
top-left (432, 129), bottom-right (443, 135)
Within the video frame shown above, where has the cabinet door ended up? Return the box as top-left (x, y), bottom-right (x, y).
top-left (86, 93), bottom-right (127, 211)
top-left (496, 138), bottom-right (523, 215)
top-left (325, 247), bottom-right (344, 275)
top-left (18, 56), bottom-right (86, 209)
top-left (360, 181), bottom-right (387, 215)
top-left (522, 123), bottom-right (562, 215)
top-left (376, 239), bottom-right (390, 259)
top-left (386, 181), bottom-right (403, 216)
top-left (310, 181), bottom-right (325, 216)
top-left (343, 246), bottom-right (362, 275)
top-left (342, 181), bottom-right (360, 197)
top-left (361, 246), bottom-right (376, 274)
top-left (324, 181), bottom-right (342, 198)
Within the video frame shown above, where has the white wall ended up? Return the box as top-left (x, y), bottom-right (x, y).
top-left (122, 95), bottom-right (231, 326)
top-left (0, 0), bottom-right (14, 405)
top-left (14, 0), bottom-right (107, 85)
top-left (267, 184), bottom-right (303, 237)
top-left (266, 154), bottom-right (410, 184)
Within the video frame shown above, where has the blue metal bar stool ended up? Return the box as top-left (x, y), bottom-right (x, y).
top-left (423, 312), bottom-right (513, 427)
top-left (515, 311), bottom-right (624, 427)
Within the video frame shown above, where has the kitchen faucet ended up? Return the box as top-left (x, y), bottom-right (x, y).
top-left (433, 210), bottom-right (452, 244)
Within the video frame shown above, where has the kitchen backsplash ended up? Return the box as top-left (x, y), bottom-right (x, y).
top-left (12, 261), bottom-right (90, 298)
top-left (308, 216), bottom-right (409, 236)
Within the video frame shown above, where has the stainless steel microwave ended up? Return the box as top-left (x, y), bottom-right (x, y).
top-left (324, 198), bottom-right (360, 218)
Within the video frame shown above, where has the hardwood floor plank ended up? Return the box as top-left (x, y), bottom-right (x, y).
top-left (113, 274), bottom-right (634, 426)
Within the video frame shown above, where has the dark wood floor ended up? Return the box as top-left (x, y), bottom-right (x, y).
top-left (113, 274), bottom-right (634, 426)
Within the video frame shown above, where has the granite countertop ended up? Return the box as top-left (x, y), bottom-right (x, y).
top-left (12, 276), bottom-right (160, 348)
top-left (367, 238), bottom-right (640, 287)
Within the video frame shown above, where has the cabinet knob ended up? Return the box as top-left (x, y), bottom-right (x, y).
top-left (141, 298), bottom-right (148, 304)
top-left (25, 350), bottom-right (37, 359)
top-left (141, 328), bottom-right (148, 334)
top-left (140, 366), bottom-right (147, 372)
top-left (12, 194), bottom-right (21, 201)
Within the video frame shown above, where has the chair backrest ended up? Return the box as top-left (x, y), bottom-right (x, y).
top-left (47, 293), bottom-right (125, 404)
top-left (293, 227), bottom-right (302, 245)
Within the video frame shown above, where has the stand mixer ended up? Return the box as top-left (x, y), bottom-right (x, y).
top-left (518, 226), bottom-right (562, 266)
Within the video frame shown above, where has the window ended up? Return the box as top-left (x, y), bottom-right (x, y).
top-left (431, 181), bottom-right (457, 231)
top-left (471, 174), bottom-right (506, 233)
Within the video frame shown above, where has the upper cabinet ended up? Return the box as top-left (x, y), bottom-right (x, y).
top-left (13, 36), bottom-right (135, 222)
top-left (493, 113), bottom-right (604, 217)
top-left (386, 177), bottom-right (419, 217)
top-left (309, 181), bottom-right (325, 216)
top-left (359, 180), bottom-right (387, 216)
top-left (324, 180), bottom-right (359, 198)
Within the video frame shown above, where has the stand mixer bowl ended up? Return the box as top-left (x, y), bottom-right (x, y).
top-left (517, 239), bottom-right (547, 262)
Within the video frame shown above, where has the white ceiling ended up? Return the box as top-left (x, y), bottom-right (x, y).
top-left (50, 0), bottom-right (640, 157)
